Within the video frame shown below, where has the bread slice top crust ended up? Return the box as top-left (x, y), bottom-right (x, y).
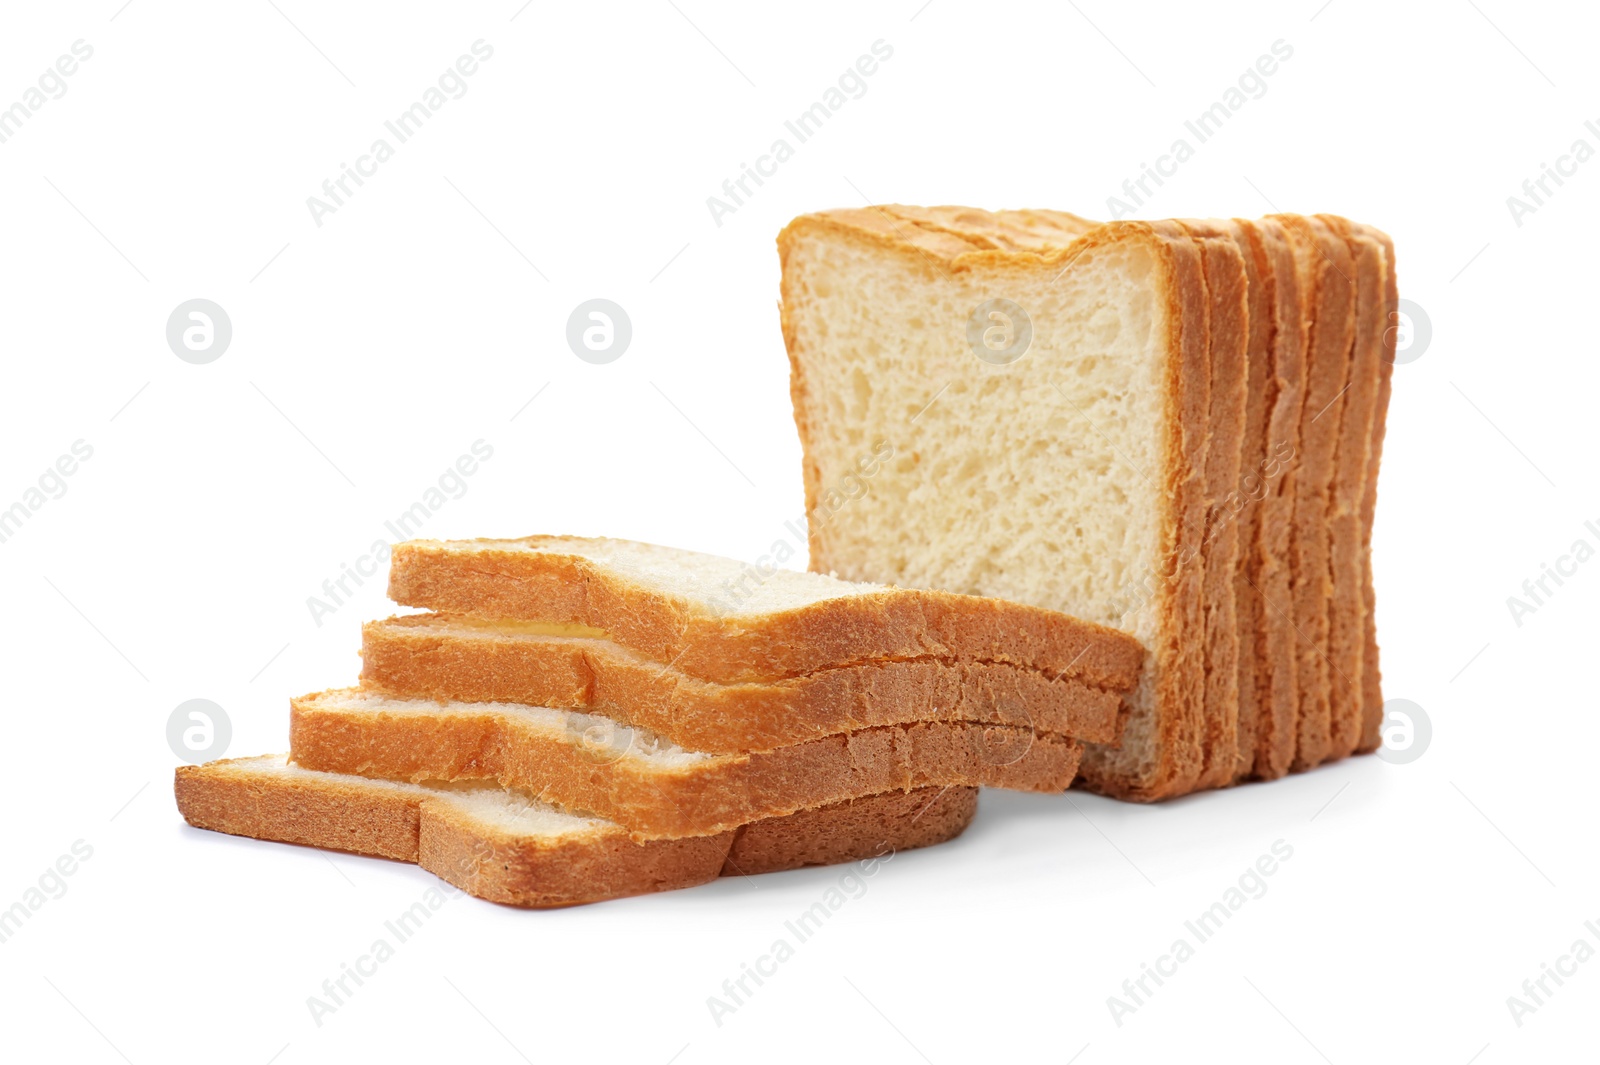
top-left (176, 755), bottom-right (976, 907)
top-left (387, 535), bottom-right (1145, 689)
top-left (361, 613), bottom-right (1124, 752)
top-left (781, 204), bottom-right (1100, 267)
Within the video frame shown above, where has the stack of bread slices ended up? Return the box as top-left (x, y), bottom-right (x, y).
top-left (779, 207), bottom-right (1396, 801)
top-left (177, 535), bottom-right (1143, 907)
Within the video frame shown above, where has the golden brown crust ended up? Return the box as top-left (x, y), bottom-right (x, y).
top-left (176, 758), bottom-right (976, 908)
top-left (868, 204), bottom-right (1097, 252)
top-left (287, 691), bottom-right (1077, 839)
top-left (1349, 222), bottom-right (1396, 753)
top-left (174, 757), bottom-right (423, 860)
top-left (387, 539), bottom-right (1145, 692)
top-left (1180, 220), bottom-right (1250, 791)
top-left (417, 806), bottom-right (728, 907)
top-left (1224, 218), bottom-right (1269, 780)
top-left (778, 206), bottom-right (1102, 278)
top-left (722, 784), bottom-right (977, 876)
top-left (360, 614), bottom-right (1122, 752)
top-left (1271, 215), bottom-right (1355, 772)
top-left (1316, 215), bottom-right (1384, 761)
top-left (1238, 217), bottom-right (1306, 780)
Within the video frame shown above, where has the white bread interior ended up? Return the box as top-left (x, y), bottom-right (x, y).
top-left (780, 209), bottom-right (1203, 800)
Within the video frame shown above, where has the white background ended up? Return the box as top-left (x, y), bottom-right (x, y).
top-left (0, 1), bottom-right (1594, 1061)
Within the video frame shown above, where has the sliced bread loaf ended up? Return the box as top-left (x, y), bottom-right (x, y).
top-left (360, 613), bottom-right (1122, 752)
top-left (176, 755), bottom-right (974, 907)
top-left (386, 536), bottom-right (1145, 689)
top-left (778, 208), bottom-right (1210, 800)
top-left (288, 688), bottom-right (1077, 839)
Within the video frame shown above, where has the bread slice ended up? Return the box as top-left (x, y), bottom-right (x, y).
top-left (1317, 216), bottom-right (1387, 761)
top-left (1225, 218), bottom-right (1270, 780)
top-left (176, 755), bottom-right (974, 907)
top-left (1229, 218), bottom-right (1306, 780)
top-left (288, 688), bottom-right (1077, 839)
top-left (386, 535), bottom-right (1144, 690)
top-left (360, 613), bottom-right (1122, 753)
top-left (1180, 220), bottom-right (1250, 791)
top-left (778, 208), bottom-right (1209, 800)
top-left (1352, 222), bottom-right (1398, 752)
top-left (1270, 215), bottom-right (1356, 771)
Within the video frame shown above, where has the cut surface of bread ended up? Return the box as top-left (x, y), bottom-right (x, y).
top-left (386, 535), bottom-right (1145, 690)
top-left (779, 208), bottom-right (1208, 801)
top-left (288, 689), bottom-right (1078, 839)
top-left (361, 613), bottom-right (1122, 753)
top-left (1230, 217), bottom-right (1305, 780)
top-left (176, 756), bottom-right (975, 907)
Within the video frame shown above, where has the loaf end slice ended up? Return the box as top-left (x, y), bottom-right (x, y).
top-left (1317, 214), bottom-right (1387, 762)
top-left (1349, 221), bottom-right (1398, 753)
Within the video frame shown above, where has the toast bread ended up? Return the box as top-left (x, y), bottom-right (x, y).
top-left (288, 688), bottom-right (1078, 839)
top-left (361, 613), bottom-right (1123, 752)
top-left (176, 755), bottom-right (974, 907)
